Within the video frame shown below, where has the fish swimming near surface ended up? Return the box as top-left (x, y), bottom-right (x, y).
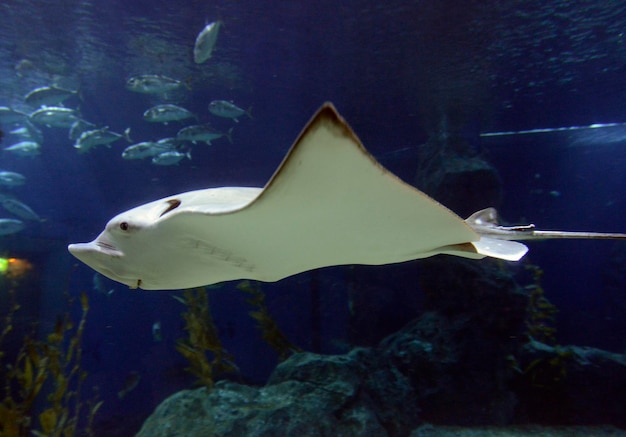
top-left (143, 104), bottom-right (195, 124)
top-left (24, 85), bottom-right (78, 108)
top-left (193, 21), bottom-right (222, 64)
top-left (0, 218), bottom-right (25, 236)
top-left (30, 107), bottom-right (80, 128)
top-left (3, 141), bottom-right (40, 158)
top-left (0, 171), bottom-right (26, 187)
top-left (208, 100), bottom-right (252, 123)
top-left (176, 124), bottom-right (233, 145)
top-left (67, 103), bottom-right (626, 291)
top-left (126, 74), bottom-right (190, 95)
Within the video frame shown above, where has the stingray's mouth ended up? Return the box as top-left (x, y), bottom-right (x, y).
top-left (94, 240), bottom-right (123, 257)
top-left (95, 240), bottom-right (117, 251)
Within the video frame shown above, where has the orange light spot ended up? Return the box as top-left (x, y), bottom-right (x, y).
top-left (6, 258), bottom-right (33, 279)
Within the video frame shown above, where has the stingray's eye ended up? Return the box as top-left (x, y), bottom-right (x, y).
top-left (119, 222), bottom-right (129, 231)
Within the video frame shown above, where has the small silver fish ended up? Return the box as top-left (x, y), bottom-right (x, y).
top-left (193, 21), bottom-right (222, 64)
top-left (74, 127), bottom-right (130, 154)
top-left (122, 141), bottom-right (175, 160)
top-left (9, 127), bottom-right (28, 136)
top-left (93, 273), bottom-right (115, 297)
top-left (152, 321), bottom-right (162, 342)
top-left (30, 107), bottom-right (79, 128)
top-left (24, 85), bottom-right (78, 108)
top-left (177, 124), bottom-right (233, 145)
top-left (10, 120), bottom-right (44, 144)
top-left (0, 197), bottom-right (41, 221)
top-left (0, 107), bottom-right (28, 124)
top-left (151, 150), bottom-right (191, 166)
top-left (208, 100), bottom-right (252, 123)
top-left (126, 75), bottom-right (189, 95)
top-left (0, 171), bottom-right (26, 187)
top-left (3, 141), bottom-right (40, 158)
top-left (0, 218), bottom-right (25, 236)
top-left (118, 371), bottom-right (141, 399)
top-left (143, 104), bottom-right (195, 124)
top-left (69, 119), bottom-right (96, 141)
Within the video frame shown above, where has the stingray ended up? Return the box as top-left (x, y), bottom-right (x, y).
top-left (68, 103), bottom-right (626, 290)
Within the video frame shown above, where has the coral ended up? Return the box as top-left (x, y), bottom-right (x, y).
top-left (174, 288), bottom-right (237, 392)
top-left (237, 280), bottom-right (302, 362)
top-left (0, 290), bottom-right (101, 437)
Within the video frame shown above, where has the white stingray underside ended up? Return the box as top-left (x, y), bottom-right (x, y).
top-left (120, 104), bottom-right (483, 289)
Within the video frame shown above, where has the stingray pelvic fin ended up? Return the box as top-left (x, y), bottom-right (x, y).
top-left (465, 207), bottom-right (626, 261)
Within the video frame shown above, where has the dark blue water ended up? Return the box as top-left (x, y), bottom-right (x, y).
top-left (1, 0), bottom-right (626, 434)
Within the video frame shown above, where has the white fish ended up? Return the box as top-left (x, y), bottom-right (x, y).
top-left (143, 104), bottom-right (195, 124)
top-left (193, 21), bottom-right (222, 64)
top-left (0, 218), bottom-right (25, 236)
top-left (4, 141), bottom-right (40, 158)
top-left (208, 100), bottom-right (252, 123)
top-left (67, 103), bottom-right (626, 291)
top-left (151, 151), bottom-right (191, 166)
top-left (0, 171), bottom-right (26, 187)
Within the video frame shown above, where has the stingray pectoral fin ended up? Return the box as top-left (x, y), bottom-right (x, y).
top-left (470, 237), bottom-right (529, 261)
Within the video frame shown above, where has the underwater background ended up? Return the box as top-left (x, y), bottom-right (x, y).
top-left (1, 0), bottom-right (626, 435)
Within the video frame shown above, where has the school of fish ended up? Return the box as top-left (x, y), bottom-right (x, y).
top-left (0, 20), bottom-right (246, 236)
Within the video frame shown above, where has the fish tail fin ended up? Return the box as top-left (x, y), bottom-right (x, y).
top-left (124, 127), bottom-right (132, 143)
top-left (246, 105), bottom-right (253, 119)
top-left (186, 151), bottom-right (192, 160)
top-left (226, 127), bottom-right (234, 144)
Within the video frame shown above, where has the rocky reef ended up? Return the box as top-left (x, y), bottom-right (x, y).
top-left (136, 261), bottom-right (626, 436)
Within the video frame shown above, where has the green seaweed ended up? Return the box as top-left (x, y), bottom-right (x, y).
top-left (0, 290), bottom-right (101, 437)
top-left (174, 288), bottom-right (237, 392)
top-left (237, 280), bottom-right (302, 362)
top-left (522, 347), bottom-right (574, 387)
top-left (523, 264), bottom-right (559, 345)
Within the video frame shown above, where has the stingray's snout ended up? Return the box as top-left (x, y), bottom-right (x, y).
top-left (68, 240), bottom-right (135, 287)
top-left (68, 240), bottom-right (124, 273)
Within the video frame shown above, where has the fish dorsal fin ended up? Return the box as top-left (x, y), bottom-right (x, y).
top-left (465, 207), bottom-right (530, 261)
top-left (466, 207), bottom-right (500, 227)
